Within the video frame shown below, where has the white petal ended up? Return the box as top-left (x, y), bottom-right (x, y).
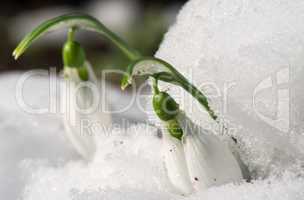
top-left (62, 63), bottom-right (111, 160)
top-left (225, 136), bottom-right (251, 181)
top-left (162, 130), bottom-right (193, 195)
top-left (177, 112), bottom-right (243, 191)
top-left (84, 61), bottom-right (98, 84)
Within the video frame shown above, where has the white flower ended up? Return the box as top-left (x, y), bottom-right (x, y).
top-left (162, 128), bottom-right (193, 195)
top-left (62, 61), bottom-right (111, 160)
top-left (177, 112), bottom-right (243, 191)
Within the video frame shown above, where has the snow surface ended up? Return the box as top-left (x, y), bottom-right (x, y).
top-left (0, 73), bottom-right (302, 199)
top-left (153, 0), bottom-right (304, 198)
top-left (2, 0), bottom-right (304, 199)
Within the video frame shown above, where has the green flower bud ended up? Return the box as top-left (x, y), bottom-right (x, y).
top-left (166, 119), bottom-right (183, 140)
top-left (62, 41), bottom-right (86, 68)
top-left (77, 66), bottom-right (89, 81)
top-left (153, 91), bottom-right (179, 121)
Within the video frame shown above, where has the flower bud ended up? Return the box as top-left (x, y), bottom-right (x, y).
top-left (153, 91), bottom-right (179, 121)
top-left (166, 119), bottom-right (183, 140)
top-left (77, 66), bottom-right (89, 81)
top-left (62, 41), bottom-right (86, 68)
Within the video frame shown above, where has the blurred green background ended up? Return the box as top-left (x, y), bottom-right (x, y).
top-left (1, 0), bottom-right (187, 84)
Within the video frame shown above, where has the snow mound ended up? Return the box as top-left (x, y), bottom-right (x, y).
top-left (21, 128), bottom-right (304, 200)
top-left (21, 125), bottom-right (176, 200)
top-left (0, 72), bottom-right (302, 200)
top-left (155, 0), bottom-right (304, 180)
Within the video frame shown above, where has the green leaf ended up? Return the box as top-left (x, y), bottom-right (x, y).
top-left (13, 13), bottom-right (140, 61)
top-left (121, 57), bottom-right (180, 89)
top-left (121, 57), bottom-right (217, 120)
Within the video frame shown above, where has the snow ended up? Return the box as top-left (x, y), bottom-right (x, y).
top-left (153, 0), bottom-right (304, 198)
top-left (2, 0), bottom-right (304, 199)
top-left (0, 72), bottom-right (303, 199)
top-left (21, 125), bottom-right (172, 200)
top-left (0, 73), bottom-right (302, 200)
top-left (0, 72), bottom-right (152, 200)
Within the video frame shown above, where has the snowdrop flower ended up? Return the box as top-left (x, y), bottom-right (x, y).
top-left (62, 35), bottom-right (111, 160)
top-left (62, 65), bottom-right (112, 160)
top-left (153, 86), bottom-right (243, 193)
top-left (152, 85), bottom-right (191, 194)
top-left (177, 112), bottom-right (243, 190)
top-left (13, 14), bottom-right (140, 160)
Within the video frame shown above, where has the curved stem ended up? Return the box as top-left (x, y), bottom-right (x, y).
top-left (13, 13), bottom-right (141, 61)
top-left (121, 57), bottom-right (217, 120)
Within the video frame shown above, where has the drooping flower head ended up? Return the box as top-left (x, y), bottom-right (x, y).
top-left (151, 79), bottom-right (243, 194)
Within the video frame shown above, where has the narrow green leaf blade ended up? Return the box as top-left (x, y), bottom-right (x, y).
top-left (121, 57), bottom-right (217, 120)
top-left (13, 13), bottom-right (140, 60)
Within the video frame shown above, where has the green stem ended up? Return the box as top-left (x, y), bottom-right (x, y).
top-left (13, 13), bottom-right (141, 61)
top-left (152, 78), bottom-right (160, 94)
top-left (68, 27), bottom-right (76, 42)
top-left (122, 57), bottom-right (217, 120)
